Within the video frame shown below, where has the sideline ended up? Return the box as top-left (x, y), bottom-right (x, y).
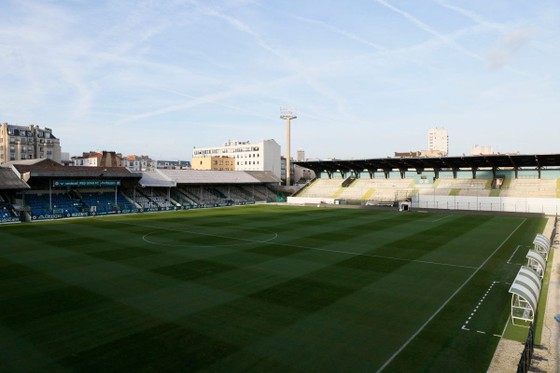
top-left (488, 216), bottom-right (559, 373)
top-left (376, 218), bottom-right (527, 372)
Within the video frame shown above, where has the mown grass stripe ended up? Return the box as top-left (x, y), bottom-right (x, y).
top-left (377, 218), bottom-right (527, 372)
top-left (0, 206), bottom-right (546, 372)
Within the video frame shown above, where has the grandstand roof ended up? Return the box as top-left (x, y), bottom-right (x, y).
top-left (139, 170), bottom-right (175, 187)
top-left (295, 154), bottom-right (560, 174)
top-left (533, 234), bottom-right (551, 257)
top-left (0, 168), bottom-right (30, 190)
top-left (509, 266), bottom-right (542, 314)
top-left (156, 170), bottom-right (280, 185)
top-left (526, 250), bottom-right (546, 276)
top-left (8, 159), bottom-right (141, 179)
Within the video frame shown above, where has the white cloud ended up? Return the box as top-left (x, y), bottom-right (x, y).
top-left (486, 29), bottom-right (536, 69)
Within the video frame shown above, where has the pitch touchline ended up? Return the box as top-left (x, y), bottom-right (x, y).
top-left (376, 218), bottom-right (527, 372)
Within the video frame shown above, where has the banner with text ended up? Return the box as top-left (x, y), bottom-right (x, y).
top-left (53, 180), bottom-right (120, 187)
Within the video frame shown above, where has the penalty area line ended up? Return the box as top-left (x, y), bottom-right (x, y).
top-left (376, 218), bottom-right (527, 372)
top-left (506, 245), bottom-right (522, 264)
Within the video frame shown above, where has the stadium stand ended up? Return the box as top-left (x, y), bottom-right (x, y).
top-left (291, 154), bottom-right (560, 213)
top-left (294, 179), bottom-right (344, 198)
top-left (5, 153), bottom-right (558, 222)
top-left (501, 178), bottom-right (558, 198)
top-left (432, 178), bottom-right (491, 197)
top-left (80, 192), bottom-right (118, 214)
top-left (342, 178), bottom-right (414, 202)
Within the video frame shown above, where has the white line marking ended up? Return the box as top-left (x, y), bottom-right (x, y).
top-left (277, 243), bottom-right (478, 269)
top-left (376, 218), bottom-right (527, 372)
top-left (298, 246), bottom-right (478, 270)
top-left (493, 334), bottom-right (502, 338)
top-left (124, 218), bottom-right (477, 270)
top-left (477, 331), bottom-right (486, 335)
top-left (507, 245), bottom-right (522, 264)
top-left (142, 229), bottom-right (278, 247)
top-left (431, 215), bottom-right (452, 223)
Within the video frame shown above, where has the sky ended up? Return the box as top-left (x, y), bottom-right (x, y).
top-left (1, 0), bottom-right (559, 161)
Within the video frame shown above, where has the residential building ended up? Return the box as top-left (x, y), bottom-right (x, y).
top-left (297, 149), bottom-right (305, 162)
top-left (394, 149), bottom-right (446, 158)
top-left (72, 152), bottom-right (101, 167)
top-left (428, 127), bottom-right (448, 156)
top-left (472, 145), bottom-right (494, 155)
top-left (293, 149), bottom-right (314, 182)
top-left (72, 151), bottom-right (123, 168)
top-left (192, 156), bottom-right (235, 171)
top-left (122, 155), bottom-right (155, 171)
top-left (0, 122), bottom-right (61, 164)
top-left (192, 139), bottom-right (281, 178)
top-left (156, 160), bottom-right (191, 170)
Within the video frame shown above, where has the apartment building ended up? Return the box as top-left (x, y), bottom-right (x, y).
top-left (0, 123), bottom-right (61, 164)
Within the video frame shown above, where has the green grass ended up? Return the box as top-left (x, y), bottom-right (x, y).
top-left (0, 205), bottom-right (547, 372)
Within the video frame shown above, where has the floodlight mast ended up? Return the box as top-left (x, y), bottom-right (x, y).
top-left (280, 108), bottom-right (297, 186)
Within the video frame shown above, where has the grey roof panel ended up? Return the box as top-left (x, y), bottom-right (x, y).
top-left (0, 168), bottom-right (30, 190)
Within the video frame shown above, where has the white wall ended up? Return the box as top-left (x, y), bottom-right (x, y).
top-left (287, 197), bottom-right (335, 205)
top-left (412, 195), bottom-right (560, 215)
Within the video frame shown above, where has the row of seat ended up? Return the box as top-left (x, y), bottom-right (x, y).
top-left (298, 177), bottom-right (559, 201)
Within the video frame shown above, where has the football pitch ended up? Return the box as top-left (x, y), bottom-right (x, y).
top-left (0, 205), bottom-right (546, 372)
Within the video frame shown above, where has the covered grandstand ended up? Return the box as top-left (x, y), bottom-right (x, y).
top-left (137, 169), bottom-right (282, 210)
top-left (0, 159), bottom-right (282, 223)
top-left (0, 168), bottom-right (29, 223)
top-left (295, 154), bottom-right (560, 179)
top-left (292, 154), bottom-right (560, 214)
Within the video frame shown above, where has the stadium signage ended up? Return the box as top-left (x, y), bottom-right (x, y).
top-left (53, 180), bottom-right (121, 187)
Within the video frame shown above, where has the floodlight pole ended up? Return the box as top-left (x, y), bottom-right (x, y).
top-left (280, 108), bottom-right (297, 186)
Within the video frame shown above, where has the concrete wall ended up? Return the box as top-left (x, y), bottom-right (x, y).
top-left (287, 197), bottom-right (335, 205)
top-left (412, 195), bottom-right (560, 215)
